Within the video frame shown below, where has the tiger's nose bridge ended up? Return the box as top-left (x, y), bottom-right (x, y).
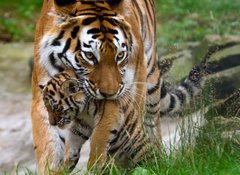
top-left (98, 74), bottom-right (120, 96)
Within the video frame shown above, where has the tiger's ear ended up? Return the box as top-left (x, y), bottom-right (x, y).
top-left (54, 0), bottom-right (76, 15)
top-left (108, 0), bottom-right (122, 6)
top-left (54, 0), bottom-right (76, 7)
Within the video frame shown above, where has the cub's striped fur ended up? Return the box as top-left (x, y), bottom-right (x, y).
top-left (40, 70), bottom-right (90, 170)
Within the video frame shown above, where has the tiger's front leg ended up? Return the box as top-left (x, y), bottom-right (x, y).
top-left (31, 98), bottom-right (65, 175)
top-left (87, 101), bottom-right (121, 169)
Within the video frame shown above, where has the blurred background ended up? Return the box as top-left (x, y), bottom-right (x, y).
top-left (0, 0), bottom-right (239, 174)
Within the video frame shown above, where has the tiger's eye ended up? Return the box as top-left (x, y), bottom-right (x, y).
top-left (117, 51), bottom-right (125, 61)
top-left (85, 52), bottom-right (94, 60)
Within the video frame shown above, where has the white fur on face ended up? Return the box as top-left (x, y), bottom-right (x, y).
top-left (39, 33), bottom-right (77, 76)
top-left (39, 34), bottom-right (65, 76)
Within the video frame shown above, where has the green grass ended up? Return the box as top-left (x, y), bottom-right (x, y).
top-left (1, 0), bottom-right (240, 43)
top-left (90, 114), bottom-right (240, 175)
top-left (156, 0), bottom-right (240, 47)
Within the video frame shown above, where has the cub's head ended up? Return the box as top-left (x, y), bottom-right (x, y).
top-left (40, 71), bottom-right (85, 127)
top-left (40, 0), bottom-right (139, 100)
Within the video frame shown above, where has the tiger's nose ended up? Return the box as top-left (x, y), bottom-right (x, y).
top-left (99, 90), bottom-right (117, 99)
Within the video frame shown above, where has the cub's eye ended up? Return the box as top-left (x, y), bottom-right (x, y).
top-left (85, 52), bottom-right (94, 60)
top-left (116, 51), bottom-right (126, 62)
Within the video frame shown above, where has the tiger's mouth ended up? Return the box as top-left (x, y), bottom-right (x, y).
top-left (83, 80), bottom-right (125, 100)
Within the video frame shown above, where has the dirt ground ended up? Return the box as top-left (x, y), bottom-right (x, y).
top-left (0, 42), bottom-right (202, 174)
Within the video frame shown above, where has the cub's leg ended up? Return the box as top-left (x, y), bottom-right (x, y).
top-left (64, 119), bottom-right (93, 171)
top-left (87, 101), bottom-right (121, 169)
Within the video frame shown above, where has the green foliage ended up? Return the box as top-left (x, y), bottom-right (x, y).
top-left (1, 0), bottom-right (239, 42)
top-left (0, 0), bottom-right (42, 41)
top-left (156, 0), bottom-right (240, 47)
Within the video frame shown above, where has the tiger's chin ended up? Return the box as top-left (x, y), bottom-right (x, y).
top-left (95, 93), bottom-right (119, 100)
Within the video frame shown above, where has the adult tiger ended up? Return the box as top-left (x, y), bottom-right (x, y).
top-left (32, 0), bottom-right (204, 173)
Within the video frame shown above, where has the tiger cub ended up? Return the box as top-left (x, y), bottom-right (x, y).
top-left (39, 69), bottom-right (92, 170)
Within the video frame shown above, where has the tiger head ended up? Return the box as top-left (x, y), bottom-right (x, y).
top-left (39, 0), bottom-right (142, 100)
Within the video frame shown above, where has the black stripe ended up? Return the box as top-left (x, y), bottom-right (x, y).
top-left (71, 26), bottom-right (80, 39)
top-left (146, 100), bottom-right (160, 108)
top-left (167, 95), bottom-right (176, 113)
top-left (104, 18), bottom-right (119, 26)
top-left (62, 38), bottom-right (71, 54)
top-left (160, 81), bottom-right (167, 99)
top-left (59, 91), bottom-right (64, 98)
top-left (77, 12), bottom-right (97, 16)
top-left (160, 111), bottom-right (166, 117)
top-left (49, 90), bottom-right (55, 96)
top-left (87, 28), bottom-right (101, 34)
top-left (147, 74), bottom-right (160, 95)
top-left (83, 43), bottom-right (91, 48)
top-left (49, 54), bottom-right (64, 72)
top-left (108, 29), bottom-right (118, 35)
top-left (110, 129), bottom-right (118, 135)
top-left (132, 0), bottom-right (144, 38)
top-left (174, 89), bottom-right (186, 105)
top-left (52, 31), bottom-right (65, 46)
top-left (64, 98), bottom-right (71, 107)
top-left (130, 140), bottom-right (145, 160)
top-left (51, 82), bottom-right (57, 91)
top-left (147, 108), bottom-right (160, 115)
top-left (207, 54), bottom-right (240, 73)
top-left (69, 96), bottom-right (79, 108)
top-left (75, 39), bottom-right (81, 52)
top-left (203, 42), bottom-right (240, 62)
top-left (109, 131), bottom-right (129, 154)
top-left (129, 131), bottom-right (143, 150)
top-left (52, 40), bottom-right (61, 46)
top-left (82, 17), bottom-right (97, 25)
top-left (147, 64), bottom-right (156, 78)
top-left (92, 34), bottom-right (101, 39)
top-left (71, 129), bottom-right (89, 140)
top-left (144, 0), bottom-right (154, 25)
top-left (59, 135), bottom-right (65, 143)
top-left (147, 51), bottom-right (153, 66)
top-left (128, 118), bottom-right (138, 136)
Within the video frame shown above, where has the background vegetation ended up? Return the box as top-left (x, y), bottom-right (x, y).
top-left (1, 0), bottom-right (240, 45)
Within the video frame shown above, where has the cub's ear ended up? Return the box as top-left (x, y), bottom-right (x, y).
top-left (62, 79), bottom-right (80, 95)
top-left (107, 0), bottom-right (122, 6)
